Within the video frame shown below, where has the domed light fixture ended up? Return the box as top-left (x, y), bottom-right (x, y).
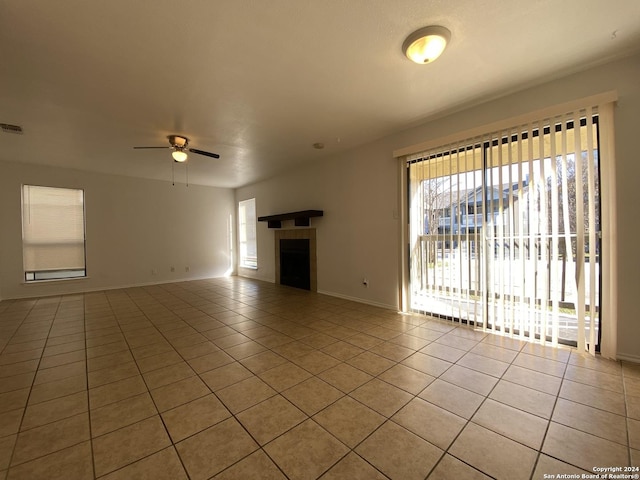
top-left (402, 26), bottom-right (451, 64)
top-left (171, 149), bottom-right (188, 162)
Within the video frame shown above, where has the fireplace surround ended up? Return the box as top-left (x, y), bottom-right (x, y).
top-left (274, 228), bottom-right (317, 291)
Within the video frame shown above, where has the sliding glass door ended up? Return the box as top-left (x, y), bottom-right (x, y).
top-left (408, 111), bottom-right (601, 350)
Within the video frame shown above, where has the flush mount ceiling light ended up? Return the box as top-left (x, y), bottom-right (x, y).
top-left (402, 25), bottom-right (451, 64)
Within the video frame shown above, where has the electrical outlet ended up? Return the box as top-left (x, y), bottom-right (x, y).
top-left (170, 266), bottom-right (175, 272)
top-left (185, 266), bottom-right (190, 272)
top-left (151, 269), bottom-right (157, 275)
top-left (362, 277), bottom-right (369, 287)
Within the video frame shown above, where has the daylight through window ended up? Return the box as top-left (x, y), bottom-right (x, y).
top-left (22, 185), bottom-right (86, 281)
top-left (238, 198), bottom-right (257, 268)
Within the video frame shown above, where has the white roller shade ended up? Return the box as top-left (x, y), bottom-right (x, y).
top-left (22, 185), bottom-right (86, 273)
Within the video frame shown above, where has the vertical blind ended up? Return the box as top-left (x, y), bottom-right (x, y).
top-left (22, 185), bottom-right (86, 275)
top-left (406, 106), bottom-right (603, 354)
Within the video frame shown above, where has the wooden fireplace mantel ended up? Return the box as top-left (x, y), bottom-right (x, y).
top-left (257, 210), bottom-right (323, 228)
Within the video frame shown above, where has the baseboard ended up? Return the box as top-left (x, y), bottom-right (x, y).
top-left (616, 352), bottom-right (640, 364)
top-left (1, 274), bottom-right (231, 301)
top-left (316, 290), bottom-right (397, 311)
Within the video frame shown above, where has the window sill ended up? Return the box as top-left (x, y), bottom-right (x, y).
top-left (239, 265), bottom-right (258, 270)
top-left (22, 276), bottom-right (90, 285)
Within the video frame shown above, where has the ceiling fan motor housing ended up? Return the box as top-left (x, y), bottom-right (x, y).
top-left (168, 135), bottom-right (189, 148)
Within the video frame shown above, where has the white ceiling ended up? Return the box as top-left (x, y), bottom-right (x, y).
top-left (1, 0), bottom-right (639, 188)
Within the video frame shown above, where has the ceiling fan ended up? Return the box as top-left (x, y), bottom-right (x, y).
top-left (133, 135), bottom-right (220, 162)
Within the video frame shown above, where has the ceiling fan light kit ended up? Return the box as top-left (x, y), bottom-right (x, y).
top-left (133, 134), bottom-right (220, 163)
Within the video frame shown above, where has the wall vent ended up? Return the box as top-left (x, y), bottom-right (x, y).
top-left (1, 123), bottom-right (23, 134)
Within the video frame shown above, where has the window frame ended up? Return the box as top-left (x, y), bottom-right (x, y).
top-left (21, 184), bottom-right (87, 283)
top-left (238, 198), bottom-right (257, 269)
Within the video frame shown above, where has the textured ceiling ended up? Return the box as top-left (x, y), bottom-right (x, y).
top-left (1, 0), bottom-right (639, 188)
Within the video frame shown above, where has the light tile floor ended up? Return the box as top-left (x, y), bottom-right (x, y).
top-left (0, 277), bottom-right (638, 479)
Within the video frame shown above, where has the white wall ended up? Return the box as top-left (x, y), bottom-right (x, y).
top-left (237, 52), bottom-right (640, 360)
top-left (236, 136), bottom-right (400, 309)
top-left (0, 161), bottom-right (235, 300)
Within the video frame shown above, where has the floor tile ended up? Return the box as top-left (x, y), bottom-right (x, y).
top-left (90, 392), bottom-right (157, 437)
top-left (457, 352), bottom-right (510, 378)
top-left (552, 398), bottom-right (628, 445)
top-left (392, 397), bottom-right (466, 449)
top-left (320, 341), bottom-right (364, 361)
top-left (420, 342), bottom-right (467, 363)
top-left (378, 364), bottom-right (435, 395)
top-left (259, 362), bottom-right (313, 392)
top-left (92, 415), bottom-right (171, 477)
top-left (87, 361), bottom-right (138, 389)
top-left (0, 435), bottom-right (16, 471)
top-left (86, 350), bottom-right (134, 373)
top-left (470, 342), bottom-right (519, 363)
top-left (213, 450), bottom-right (286, 479)
top-left (564, 364), bottom-right (624, 393)
top-left (176, 417), bottom-right (258, 480)
top-left (489, 379), bottom-right (556, 419)
top-left (21, 391), bottom-right (88, 431)
top-left (427, 454), bottom-right (491, 479)
top-left (162, 394), bottom-right (231, 442)
top-left (142, 362), bottom-right (195, 389)
top-left (532, 453), bottom-right (592, 479)
top-left (34, 361), bottom-right (86, 386)
top-left (3, 278), bottom-right (639, 480)
top-left (5, 440), bottom-right (93, 480)
top-left (283, 378), bottom-right (344, 416)
top-left (350, 378), bottom-right (412, 417)
top-left (100, 447), bottom-right (187, 480)
top-left (88, 375), bottom-right (147, 410)
top-left (293, 351), bottom-right (341, 375)
top-left (541, 422), bottom-right (628, 473)
top-left (11, 412), bottom-right (90, 466)
top-left (217, 376), bottom-right (276, 413)
top-left (239, 350), bottom-right (288, 374)
top-left (149, 375), bottom-right (210, 412)
top-left (356, 421), bottom-right (443, 480)
top-left (237, 394), bottom-right (307, 445)
top-left (318, 363), bottom-right (372, 393)
top-left (439, 365), bottom-right (498, 396)
top-left (502, 364), bottom-right (562, 395)
top-left (135, 350), bottom-right (183, 373)
top-left (369, 342), bottom-right (413, 362)
top-left (347, 351), bottom-right (395, 376)
top-left (0, 409), bottom-right (23, 437)
top-left (449, 422), bottom-right (537, 480)
top-left (319, 452), bottom-right (387, 480)
top-left (313, 396), bottom-right (384, 448)
top-left (199, 362), bottom-right (254, 391)
top-left (471, 398), bottom-right (548, 449)
top-left (513, 352), bottom-right (567, 377)
top-left (630, 418), bottom-right (640, 450)
top-left (264, 420), bottom-right (349, 480)
top-left (401, 351), bottom-right (452, 377)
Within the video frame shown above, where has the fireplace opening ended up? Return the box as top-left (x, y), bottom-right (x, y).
top-left (279, 239), bottom-right (311, 290)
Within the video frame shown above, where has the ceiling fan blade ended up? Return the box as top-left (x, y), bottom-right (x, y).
top-left (133, 146), bottom-right (170, 149)
top-left (189, 148), bottom-right (220, 159)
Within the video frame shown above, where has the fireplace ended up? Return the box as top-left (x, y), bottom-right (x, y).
top-left (279, 239), bottom-right (310, 290)
top-left (275, 228), bottom-right (317, 291)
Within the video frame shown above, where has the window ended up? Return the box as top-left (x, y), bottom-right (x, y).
top-left (238, 198), bottom-right (257, 268)
top-left (405, 101), bottom-right (612, 356)
top-left (22, 185), bottom-right (86, 281)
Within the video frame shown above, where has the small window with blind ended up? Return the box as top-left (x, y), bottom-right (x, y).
top-left (238, 198), bottom-right (257, 268)
top-left (22, 185), bottom-right (86, 282)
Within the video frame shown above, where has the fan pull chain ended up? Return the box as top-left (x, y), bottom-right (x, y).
top-left (186, 163), bottom-right (189, 187)
top-left (172, 160), bottom-right (175, 186)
